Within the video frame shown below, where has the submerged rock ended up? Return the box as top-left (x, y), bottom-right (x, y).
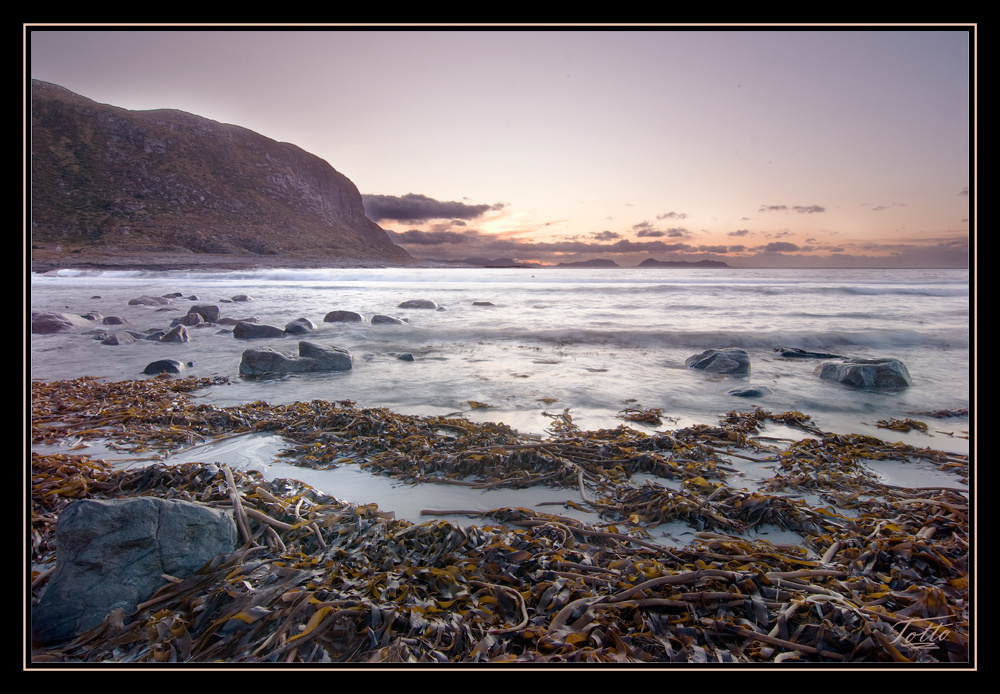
top-left (32, 497), bottom-right (237, 644)
top-left (239, 340), bottom-right (353, 376)
top-left (323, 310), bottom-right (364, 323)
top-left (685, 348), bottom-right (751, 376)
top-left (371, 314), bottom-right (407, 325)
top-left (142, 359), bottom-right (187, 375)
top-left (728, 385), bottom-right (772, 398)
top-left (233, 321), bottom-right (286, 339)
top-left (398, 299), bottom-right (438, 309)
top-left (815, 357), bottom-right (912, 389)
top-left (284, 317), bottom-right (317, 335)
top-left (31, 312), bottom-right (94, 334)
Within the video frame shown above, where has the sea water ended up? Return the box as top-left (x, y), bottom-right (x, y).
top-left (29, 266), bottom-right (972, 525)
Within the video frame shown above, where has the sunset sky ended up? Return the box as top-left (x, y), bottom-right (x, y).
top-left (27, 25), bottom-right (973, 267)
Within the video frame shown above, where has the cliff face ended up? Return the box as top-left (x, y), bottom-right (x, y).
top-left (29, 80), bottom-right (412, 268)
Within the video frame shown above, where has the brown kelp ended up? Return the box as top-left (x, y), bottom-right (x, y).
top-left (30, 376), bottom-right (971, 664)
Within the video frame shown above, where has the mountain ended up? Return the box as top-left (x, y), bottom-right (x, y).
top-left (636, 258), bottom-right (730, 268)
top-left (554, 258), bottom-right (620, 268)
top-left (29, 80), bottom-right (413, 270)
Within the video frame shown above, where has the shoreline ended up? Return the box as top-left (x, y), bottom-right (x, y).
top-left (29, 375), bottom-right (971, 665)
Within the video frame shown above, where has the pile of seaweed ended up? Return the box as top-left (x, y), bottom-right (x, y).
top-left (30, 376), bottom-right (971, 665)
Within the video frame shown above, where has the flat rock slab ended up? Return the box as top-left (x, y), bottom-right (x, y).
top-left (32, 497), bottom-right (237, 644)
top-left (239, 340), bottom-right (353, 376)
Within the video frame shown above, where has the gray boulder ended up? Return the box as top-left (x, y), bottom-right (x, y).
top-left (143, 359), bottom-right (187, 375)
top-left (284, 317), bottom-right (317, 335)
top-left (239, 340), bottom-right (353, 376)
top-left (685, 348), bottom-right (751, 376)
top-left (128, 295), bottom-right (172, 306)
top-left (233, 321), bottom-right (285, 339)
top-left (371, 314), bottom-right (407, 325)
top-left (161, 324), bottom-right (190, 343)
top-left (32, 497), bottom-right (237, 643)
top-left (102, 316), bottom-right (131, 326)
top-left (815, 357), bottom-right (912, 389)
top-left (31, 312), bottom-right (94, 334)
top-left (100, 331), bottom-right (139, 346)
top-left (187, 304), bottom-right (221, 323)
top-left (398, 299), bottom-right (438, 309)
top-left (323, 310), bottom-right (364, 323)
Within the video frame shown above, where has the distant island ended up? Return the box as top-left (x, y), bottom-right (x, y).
top-left (552, 258), bottom-right (730, 269)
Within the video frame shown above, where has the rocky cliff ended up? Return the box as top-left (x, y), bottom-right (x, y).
top-left (29, 80), bottom-right (413, 270)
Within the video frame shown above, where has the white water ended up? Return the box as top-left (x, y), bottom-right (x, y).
top-left (29, 266), bottom-right (972, 528)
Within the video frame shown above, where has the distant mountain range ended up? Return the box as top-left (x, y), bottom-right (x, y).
top-left (29, 79), bottom-right (413, 270)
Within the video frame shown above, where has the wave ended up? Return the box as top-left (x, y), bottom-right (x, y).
top-left (363, 324), bottom-right (970, 352)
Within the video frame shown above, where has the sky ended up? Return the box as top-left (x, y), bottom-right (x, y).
top-left (26, 25), bottom-right (973, 268)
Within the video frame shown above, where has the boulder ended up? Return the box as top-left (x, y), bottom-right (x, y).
top-left (728, 385), bottom-right (772, 398)
top-left (142, 359), bottom-right (187, 375)
top-left (233, 321), bottom-right (285, 339)
top-left (187, 304), bottom-right (221, 323)
top-left (102, 316), bottom-right (130, 325)
top-left (31, 312), bottom-right (93, 334)
top-left (161, 325), bottom-right (190, 343)
top-left (815, 357), bottom-right (912, 389)
top-left (32, 497), bottom-right (237, 643)
top-left (685, 348), bottom-right (751, 376)
top-left (239, 340), bottom-right (353, 376)
top-left (177, 311), bottom-right (203, 326)
top-left (371, 314), bottom-right (407, 325)
top-left (323, 310), bottom-right (364, 323)
top-left (398, 299), bottom-right (438, 309)
top-left (231, 294), bottom-right (253, 302)
top-left (128, 295), bottom-right (172, 306)
top-left (284, 317), bottom-right (317, 335)
top-left (100, 331), bottom-right (138, 346)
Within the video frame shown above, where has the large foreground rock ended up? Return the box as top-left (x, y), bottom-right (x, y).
top-left (685, 348), bottom-right (751, 376)
top-left (815, 357), bottom-right (912, 389)
top-left (239, 340), bottom-right (353, 376)
top-left (32, 497), bottom-right (237, 643)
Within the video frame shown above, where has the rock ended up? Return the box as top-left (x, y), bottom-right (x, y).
top-left (815, 357), bottom-right (912, 389)
top-left (239, 340), bottom-right (353, 376)
top-left (323, 310), bottom-right (364, 323)
top-left (161, 324), bottom-right (190, 343)
top-left (31, 312), bottom-right (94, 334)
top-left (142, 359), bottom-right (187, 375)
top-left (32, 497), bottom-right (237, 643)
top-left (371, 314), bottom-right (407, 325)
top-left (775, 347), bottom-right (846, 359)
top-left (398, 299), bottom-right (438, 309)
top-left (101, 316), bottom-right (131, 325)
top-left (81, 311), bottom-right (102, 321)
top-left (284, 317), bottom-right (317, 335)
top-left (389, 352), bottom-right (415, 361)
top-left (128, 295), bottom-right (172, 306)
top-left (100, 331), bottom-right (138, 345)
top-left (728, 385), bottom-right (772, 398)
top-left (187, 304), bottom-right (221, 322)
top-left (176, 311), bottom-right (203, 326)
top-left (685, 348), bottom-right (751, 376)
top-left (233, 321), bottom-right (285, 339)
top-left (231, 294), bottom-right (253, 302)
top-left (472, 301), bottom-right (496, 307)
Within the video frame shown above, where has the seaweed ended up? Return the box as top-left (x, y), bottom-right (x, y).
top-left (30, 377), bottom-right (971, 665)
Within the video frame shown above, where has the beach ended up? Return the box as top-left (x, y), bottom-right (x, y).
top-left (28, 265), bottom-right (972, 664)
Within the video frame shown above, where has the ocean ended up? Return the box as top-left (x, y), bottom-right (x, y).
top-left (29, 266), bottom-right (971, 525)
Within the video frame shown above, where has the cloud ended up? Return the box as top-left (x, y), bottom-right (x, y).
top-left (758, 204), bottom-right (826, 214)
top-left (728, 229), bottom-right (751, 237)
top-left (363, 193), bottom-right (504, 222)
top-left (759, 241), bottom-right (802, 254)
